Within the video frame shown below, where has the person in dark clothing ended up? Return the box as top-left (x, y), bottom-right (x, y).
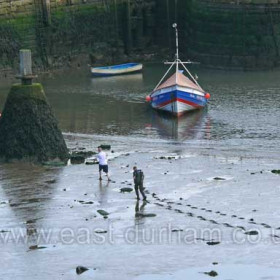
top-left (133, 166), bottom-right (147, 201)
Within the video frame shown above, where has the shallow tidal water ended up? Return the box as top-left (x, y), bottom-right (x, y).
top-left (0, 64), bottom-right (280, 279)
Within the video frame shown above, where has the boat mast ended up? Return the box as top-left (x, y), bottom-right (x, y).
top-left (173, 23), bottom-right (179, 83)
top-left (152, 23), bottom-right (204, 93)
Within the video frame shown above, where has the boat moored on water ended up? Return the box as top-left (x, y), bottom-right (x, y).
top-left (146, 23), bottom-right (210, 117)
top-left (91, 63), bottom-right (143, 77)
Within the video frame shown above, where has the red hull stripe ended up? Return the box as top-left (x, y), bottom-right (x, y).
top-left (156, 98), bottom-right (202, 109)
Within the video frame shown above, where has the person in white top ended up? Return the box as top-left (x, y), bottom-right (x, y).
top-left (97, 146), bottom-right (110, 181)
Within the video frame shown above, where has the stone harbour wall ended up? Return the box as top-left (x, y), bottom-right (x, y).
top-left (1, 0), bottom-right (280, 71)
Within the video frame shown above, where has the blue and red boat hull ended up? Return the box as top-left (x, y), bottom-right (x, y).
top-left (150, 85), bottom-right (207, 117)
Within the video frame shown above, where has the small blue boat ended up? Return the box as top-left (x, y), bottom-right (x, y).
top-left (91, 63), bottom-right (143, 77)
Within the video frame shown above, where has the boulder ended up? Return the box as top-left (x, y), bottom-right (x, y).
top-left (97, 209), bottom-right (109, 216)
top-left (100, 144), bottom-right (111, 150)
top-left (76, 266), bottom-right (89, 275)
top-left (204, 270), bottom-right (218, 277)
top-left (85, 158), bottom-right (98, 165)
top-left (213, 177), bottom-right (226, 181)
top-left (245, 230), bottom-right (259, 235)
top-left (120, 187), bottom-right (133, 193)
top-left (206, 241), bottom-right (220, 246)
top-left (70, 155), bottom-right (85, 164)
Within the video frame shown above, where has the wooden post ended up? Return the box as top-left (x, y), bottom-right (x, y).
top-left (20, 50), bottom-right (32, 77)
top-left (126, 0), bottom-right (132, 54)
top-left (17, 50), bottom-right (37, 85)
top-left (114, 0), bottom-right (119, 35)
top-left (135, 6), bottom-right (144, 48)
top-left (42, 0), bottom-right (51, 26)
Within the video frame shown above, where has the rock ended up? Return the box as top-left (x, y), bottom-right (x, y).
top-left (223, 223), bottom-right (233, 228)
top-left (72, 150), bottom-right (96, 158)
top-left (78, 201), bottom-right (94, 205)
top-left (213, 177), bottom-right (226, 180)
top-left (245, 230), bottom-right (259, 235)
top-left (272, 170), bottom-right (280, 174)
top-left (70, 155), bottom-right (85, 164)
top-left (100, 144), bottom-right (111, 150)
top-left (155, 203), bottom-right (164, 207)
top-left (76, 266), bottom-right (89, 275)
top-left (157, 155), bottom-right (177, 160)
top-left (206, 241), bottom-right (220, 246)
top-left (135, 213), bottom-right (156, 218)
top-left (45, 179), bottom-right (56, 184)
top-left (95, 230), bottom-right (107, 234)
top-left (120, 187), bottom-right (133, 193)
top-left (212, 262), bottom-right (218, 265)
top-left (204, 270), bottom-right (218, 277)
top-left (42, 161), bottom-right (66, 167)
top-left (261, 223), bottom-right (271, 228)
top-left (85, 158), bottom-right (98, 165)
top-left (236, 226), bottom-right (246, 231)
top-left (97, 209), bottom-right (109, 216)
top-left (26, 219), bottom-right (36, 224)
top-left (70, 150), bottom-right (96, 164)
top-left (29, 245), bottom-right (47, 250)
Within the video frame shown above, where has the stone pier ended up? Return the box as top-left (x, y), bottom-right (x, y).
top-left (0, 50), bottom-right (69, 163)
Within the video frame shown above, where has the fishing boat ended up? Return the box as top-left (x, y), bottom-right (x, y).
top-left (146, 23), bottom-right (210, 117)
top-left (91, 63), bottom-right (143, 77)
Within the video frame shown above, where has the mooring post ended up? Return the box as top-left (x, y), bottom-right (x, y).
top-left (17, 49), bottom-right (37, 85)
top-left (126, 0), bottom-right (132, 54)
top-left (42, 0), bottom-right (51, 26)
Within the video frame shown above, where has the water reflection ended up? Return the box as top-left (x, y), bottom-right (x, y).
top-left (97, 180), bottom-right (109, 206)
top-left (0, 163), bottom-right (62, 247)
top-left (91, 73), bottom-right (143, 83)
top-left (135, 200), bottom-right (147, 216)
top-left (148, 109), bottom-right (211, 141)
